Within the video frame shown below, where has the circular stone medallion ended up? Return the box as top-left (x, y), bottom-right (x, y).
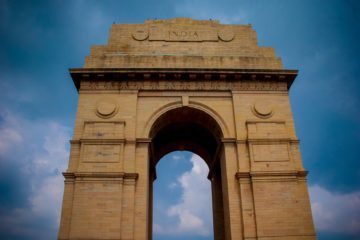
top-left (252, 102), bottom-right (273, 118)
top-left (96, 100), bottom-right (118, 118)
top-left (132, 28), bottom-right (149, 41)
top-left (218, 28), bottom-right (235, 42)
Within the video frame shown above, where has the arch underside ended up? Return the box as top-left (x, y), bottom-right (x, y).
top-left (150, 106), bottom-right (222, 166)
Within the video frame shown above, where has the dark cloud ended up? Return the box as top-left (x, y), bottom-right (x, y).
top-left (0, 161), bottom-right (31, 208)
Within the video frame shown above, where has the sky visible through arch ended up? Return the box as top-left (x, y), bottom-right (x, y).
top-left (154, 152), bottom-right (213, 240)
top-left (0, 0), bottom-right (359, 239)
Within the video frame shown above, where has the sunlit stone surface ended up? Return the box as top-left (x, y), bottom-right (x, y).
top-left (58, 18), bottom-right (316, 240)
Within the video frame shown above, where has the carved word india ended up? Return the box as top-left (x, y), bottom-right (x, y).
top-left (169, 30), bottom-right (199, 40)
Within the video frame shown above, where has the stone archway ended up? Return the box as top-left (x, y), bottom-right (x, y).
top-left (148, 106), bottom-right (225, 240)
top-left (58, 18), bottom-right (316, 240)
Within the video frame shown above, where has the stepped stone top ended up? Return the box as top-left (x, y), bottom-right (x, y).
top-left (84, 18), bottom-right (283, 69)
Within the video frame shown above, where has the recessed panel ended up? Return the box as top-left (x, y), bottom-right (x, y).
top-left (247, 122), bottom-right (288, 139)
top-left (82, 144), bottom-right (122, 163)
top-left (252, 143), bottom-right (289, 162)
top-left (83, 121), bottom-right (125, 139)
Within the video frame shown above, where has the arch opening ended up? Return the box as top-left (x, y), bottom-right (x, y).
top-left (149, 107), bottom-right (225, 240)
top-left (153, 151), bottom-right (213, 239)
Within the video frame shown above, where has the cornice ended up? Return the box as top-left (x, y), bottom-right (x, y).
top-left (69, 68), bottom-right (298, 91)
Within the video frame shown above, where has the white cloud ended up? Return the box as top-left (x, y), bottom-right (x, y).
top-left (30, 174), bottom-right (64, 222)
top-left (310, 185), bottom-right (360, 234)
top-left (155, 154), bottom-right (213, 236)
top-left (30, 122), bottom-right (69, 174)
top-left (0, 112), bottom-right (24, 154)
top-left (0, 127), bottom-right (23, 154)
top-left (172, 154), bottom-right (181, 160)
top-left (168, 209), bottom-right (205, 233)
top-left (168, 182), bottom-right (178, 189)
top-left (0, 111), bottom-right (71, 237)
top-left (28, 122), bottom-right (69, 224)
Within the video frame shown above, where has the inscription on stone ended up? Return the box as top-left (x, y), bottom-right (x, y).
top-left (83, 122), bottom-right (125, 139)
top-left (145, 25), bottom-right (221, 42)
top-left (132, 25), bottom-right (234, 42)
top-left (168, 30), bottom-right (199, 41)
top-left (82, 144), bottom-right (121, 163)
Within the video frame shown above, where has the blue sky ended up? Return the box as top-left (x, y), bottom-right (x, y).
top-left (0, 0), bottom-right (359, 239)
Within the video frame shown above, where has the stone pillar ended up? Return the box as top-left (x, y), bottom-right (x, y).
top-left (236, 172), bottom-right (257, 240)
top-left (134, 141), bottom-right (151, 240)
top-left (68, 173), bottom-right (124, 239)
top-left (210, 162), bottom-right (225, 240)
top-left (121, 175), bottom-right (137, 239)
top-left (221, 142), bottom-right (243, 240)
top-left (57, 174), bottom-right (75, 240)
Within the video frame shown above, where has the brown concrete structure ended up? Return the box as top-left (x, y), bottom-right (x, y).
top-left (58, 18), bottom-right (316, 240)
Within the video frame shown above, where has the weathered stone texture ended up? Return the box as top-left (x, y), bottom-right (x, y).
top-left (58, 18), bottom-right (316, 240)
top-left (84, 18), bottom-right (282, 69)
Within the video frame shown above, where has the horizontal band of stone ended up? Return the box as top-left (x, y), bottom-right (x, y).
top-left (79, 79), bottom-right (289, 92)
top-left (70, 138), bottom-right (299, 145)
top-left (70, 68), bottom-right (297, 91)
top-left (236, 170), bottom-right (308, 179)
top-left (63, 172), bottom-right (139, 180)
top-left (70, 139), bottom-right (150, 145)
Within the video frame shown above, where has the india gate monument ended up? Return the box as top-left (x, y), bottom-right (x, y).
top-left (58, 18), bottom-right (316, 240)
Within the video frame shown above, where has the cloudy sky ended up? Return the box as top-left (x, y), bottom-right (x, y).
top-left (0, 0), bottom-right (359, 239)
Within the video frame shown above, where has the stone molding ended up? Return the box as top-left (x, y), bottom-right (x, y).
top-left (63, 172), bottom-right (139, 180)
top-left (235, 170), bottom-right (308, 179)
top-left (71, 138), bottom-right (154, 144)
top-left (70, 68), bottom-right (297, 91)
top-left (80, 80), bottom-right (289, 92)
